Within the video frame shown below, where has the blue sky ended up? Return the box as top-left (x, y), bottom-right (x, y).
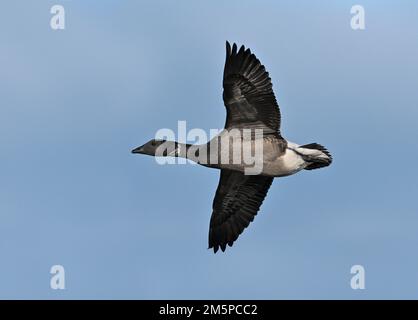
top-left (0, 0), bottom-right (418, 299)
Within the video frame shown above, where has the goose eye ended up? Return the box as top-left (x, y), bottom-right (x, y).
top-left (151, 140), bottom-right (157, 146)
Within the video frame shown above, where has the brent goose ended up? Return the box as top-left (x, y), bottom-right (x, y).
top-left (132, 42), bottom-right (332, 253)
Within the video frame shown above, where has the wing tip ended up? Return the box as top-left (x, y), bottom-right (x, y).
top-left (225, 41), bottom-right (252, 56)
top-left (226, 40), bottom-right (231, 56)
top-left (209, 233), bottom-right (236, 254)
top-left (209, 243), bottom-right (231, 254)
top-left (208, 243), bottom-right (219, 254)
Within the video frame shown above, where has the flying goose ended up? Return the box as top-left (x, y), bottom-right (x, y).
top-left (132, 42), bottom-right (332, 253)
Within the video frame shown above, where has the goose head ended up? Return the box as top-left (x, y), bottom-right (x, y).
top-left (131, 139), bottom-right (168, 156)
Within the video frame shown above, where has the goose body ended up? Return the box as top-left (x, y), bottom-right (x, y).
top-left (132, 42), bottom-right (332, 253)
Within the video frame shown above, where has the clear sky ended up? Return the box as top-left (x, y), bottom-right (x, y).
top-left (0, 0), bottom-right (418, 299)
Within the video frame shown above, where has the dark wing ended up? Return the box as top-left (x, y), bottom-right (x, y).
top-left (209, 169), bottom-right (274, 253)
top-left (223, 41), bottom-right (281, 135)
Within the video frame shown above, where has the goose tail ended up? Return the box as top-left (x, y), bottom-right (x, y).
top-left (298, 143), bottom-right (333, 170)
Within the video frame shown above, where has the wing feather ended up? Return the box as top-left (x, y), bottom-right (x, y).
top-left (223, 41), bottom-right (282, 135)
top-left (209, 169), bottom-right (273, 253)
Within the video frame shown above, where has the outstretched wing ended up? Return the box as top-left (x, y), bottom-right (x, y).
top-left (223, 41), bottom-right (281, 135)
top-left (209, 169), bottom-right (274, 253)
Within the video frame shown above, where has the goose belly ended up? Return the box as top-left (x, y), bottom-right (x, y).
top-left (263, 147), bottom-right (307, 177)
